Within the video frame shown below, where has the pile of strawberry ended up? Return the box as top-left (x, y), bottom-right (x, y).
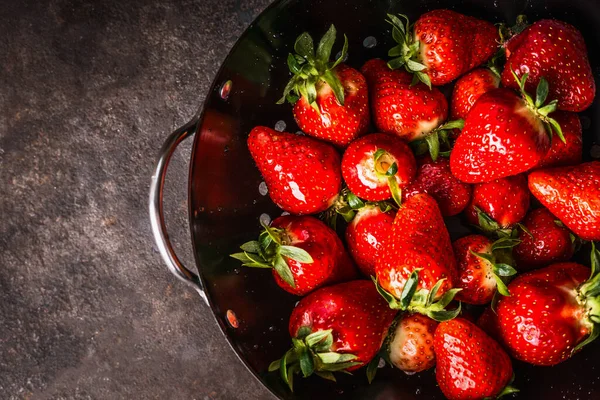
top-left (231, 9), bottom-right (600, 400)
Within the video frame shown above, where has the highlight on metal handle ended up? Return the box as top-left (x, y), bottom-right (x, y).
top-left (149, 118), bottom-right (208, 305)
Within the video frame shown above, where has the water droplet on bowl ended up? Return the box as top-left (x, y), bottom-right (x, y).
top-left (274, 120), bottom-right (286, 132)
top-left (335, 50), bottom-right (349, 63)
top-left (377, 358), bottom-right (386, 368)
top-left (226, 310), bottom-right (239, 328)
top-left (259, 213), bottom-right (271, 225)
top-left (259, 181), bottom-right (268, 196)
top-left (268, 325), bottom-right (276, 332)
top-left (220, 80), bottom-right (232, 100)
top-left (281, 211), bottom-right (290, 216)
top-left (363, 36), bottom-right (377, 48)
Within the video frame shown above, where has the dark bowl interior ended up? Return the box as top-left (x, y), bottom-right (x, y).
top-left (187, 0), bottom-right (600, 398)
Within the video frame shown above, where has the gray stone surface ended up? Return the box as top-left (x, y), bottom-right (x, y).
top-left (0, 0), bottom-right (274, 398)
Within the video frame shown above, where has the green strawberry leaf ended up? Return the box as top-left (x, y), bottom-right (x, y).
top-left (494, 275), bottom-right (511, 297)
top-left (426, 278), bottom-right (445, 306)
top-left (347, 192), bottom-right (365, 209)
top-left (279, 245), bottom-right (313, 263)
top-left (274, 254), bottom-right (296, 287)
top-left (305, 329), bottom-right (333, 347)
top-left (294, 32), bottom-right (314, 59)
top-left (322, 69), bottom-right (345, 106)
top-left (428, 302), bottom-right (462, 322)
top-left (494, 263), bottom-right (518, 277)
top-left (491, 237), bottom-right (522, 251)
top-left (439, 119), bottom-right (465, 130)
top-left (535, 77), bottom-right (549, 108)
top-left (330, 34), bottom-right (348, 70)
top-left (316, 25), bottom-right (337, 65)
top-left (240, 240), bottom-right (261, 253)
top-left (388, 176), bottom-right (403, 207)
top-left (315, 371), bottom-right (337, 382)
top-left (366, 356), bottom-right (381, 384)
top-left (425, 132), bottom-right (440, 161)
top-left (400, 269), bottom-right (421, 309)
top-left (299, 349), bottom-right (314, 377)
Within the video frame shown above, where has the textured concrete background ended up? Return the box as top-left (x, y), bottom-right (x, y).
top-left (0, 0), bottom-right (274, 398)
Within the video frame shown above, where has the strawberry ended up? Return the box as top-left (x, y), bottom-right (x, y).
top-left (375, 193), bottom-right (460, 321)
top-left (270, 280), bottom-right (397, 390)
top-left (496, 245), bottom-right (600, 366)
top-left (477, 306), bottom-right (503, 343)
top-left (434, 318), bottom-right (517, 400)
top-left (502, 19), bottom-right (596, 112)
top-left (403, 156), bottom-right (472, 217)
top-left (385, 11), bottom-right (498, 87)
top-left (345, 204), bottom-right (396, 277)
top-left (386, 313), bottom-right (438, 373)
top-left (535, 111), bottom-right (583, 168)
top-left (279, 25), bottom-right (369, 146)
top-left (465, 174), bottom-right (530, 232)
top-left (361, 59), bottom-right (448, 142)
top-left (341, 133), bottom-right (416, 204)
top-left (514, 207), bottom-right (575, 270)
top-left (452, 235), bottom-right (519, 305)
top-left (247, 126), bottom-right (341, 214)
top-left (529, 161), bottom-right (600, 241)
top-left (231, 216), bottom-right (356, 296)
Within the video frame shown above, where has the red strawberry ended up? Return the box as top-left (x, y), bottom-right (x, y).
top-left (280, 25), bottom-right (369, 146)
top-left (403, 156), bottom-right (472, 217)
top-left (496, 250), bottom-right (600, 366)
top-left (529, 161), bottom-right (600, 241)
top-left (346, 204), bottom-right (396, 277)
top-left (387, 313), bottom-right (438, 373)
top-left (270, 280), bottom-right (397, 390)
top-left (341, 133), bottom-right (416, 203)
top-left (361, 59), bottom-right (448, 142)
top-left (231, 216), bottom-right (356, 296)
top-left (535, 111), bottom-right (583, 168)
top-left (465, 174), bottom-right (530, 231)
top-left (514, 207), bottom-right (574, 270)
top-left (385, 11), bottom-right (498, 86)
top-left (502, 19), bottom-right (596, 112)
top-left (375, 193), bottom-right (460, 320)
top-left (477, 307), bottom-right (503, 343)
top-left (452, 235), bottom-right (518, 305)
top-left (434, 318), bottom-right (516, 400)
top-left (247, 126), bottom-right (341, 214)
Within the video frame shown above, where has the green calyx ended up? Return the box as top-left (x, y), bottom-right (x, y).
top-left (386, 14), bottom-right (431, 88)
top-left (574, 242), bottom-right (600, 353)
top-left (473, 207), bottom-right (518, 239)
top-left (498, 14), bottom-right (529, 44)
top-left (230, 222), bottom-right (313, 288)
top-left (409, 119), bottom-right (465, 161)
top-left (373, 148), bottom-right (403, 207)
top-left (484, 373), bottom-right (520, 399)
top-left (278, 24), bottom-right (348, 110)
top-left (470, 236), bottom-right (520, 297)
top-left (372, 271), bottom-right (462, 322)
top-left (325, 188), bottom-right (396, 228)
top-left (268, 328), bottom-right (361, 391)
top-left (511, 70), bottom-right (565, 144)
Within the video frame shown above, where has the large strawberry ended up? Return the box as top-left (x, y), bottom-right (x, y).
top-left (375, 193), bottom-right (460, 321)
top-left (386, 313), bottom-right (438, 373)
top-left (529, 161), bottom-right (600, 241)
top-left (231, 216), bottom-right (356, 296)
top-left (434, 318), bottom-right (517, 400)
top-left (450, 68), bottom-right (501, 133)
top-left (248, 126), bottom-right (341, 214)
top-left (341, 133), bottom-right (416, 204)
top-left (345, 203), bottom-right (396, 277)
top-left (403, 156), bottom-right (472, 217)
top-left (279, 25), bottom-right (369, 146)
top-left (496, 245), bottom-right (600, 366)
top-left (502, 19), bottom-right (596, 112)
top-left (514, 207), bottom-right (574, 270)
top-left (270, 280), bottom-right (397, 390)
top-left (535, 111), bottom-right (582, 169)
top-left (361, 59), bottom-right (448, 142)
top-left (385, 10), bottom-right (498, 87)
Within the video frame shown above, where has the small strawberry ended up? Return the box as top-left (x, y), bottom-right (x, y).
top-left (231, 216), bottom-right (356, 296)
top-left (514, 207), bottom-right (575, 270)
top-left (465, 174), bottom-right (531, 232)
top-left (375, 193), bottom-right (460, 321)
top-left (345, 203), bottom-right (396, 277)
top-left (535, 111), bottom-right (583, 168)
top-left (385, 11), bottom-right (498, 87)
top-left (434, 318), bottom-right (517, 400)
top-left (502, 19), bottom-right (596, 112)
top-left (496, 245), bottom-right (600, 366)
top-left (386, 313), bottom-right (438, 373)
top-left (279, 25), bottom-right (369, 146)
top-left (270, 280), bottom-right (397, 390)
top-left (247, 126), bottom-right (341, 214)
top-left (452, 235), bottom-right (519, 305)
top-left (361, 59), bottom-right (448, 142)
top-left (341, 133), bottom-right (416, 204)
top-left (529, 161), bottom-right (600, 241)
top-left (403, 156), bottom-right (472, 217)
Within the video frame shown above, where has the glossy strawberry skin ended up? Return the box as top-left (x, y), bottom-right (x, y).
top-left (434, 318), bottom-right (513, 400)
top-left (496, 263), bottom-right (591, 366)
top-left (270, 216), bottom-right (357, 296)
top-left (376, 193), bottom-right (457, 299)
top-left (414, 10), bottom-right (498, 86)
top-left (388, 313), bottom-right (438, 373)
top-left (294, 64), bottom-right (370, 147)
top-left (502, 19), bottom-right (596, 112)
top-left (346, 206), bottom-right (396, 277)
top-left (361, 59), bottom-right (448, 141)
top-left (248, 126), bottom-right (342, 215)
top-left (450, 88), bottom-right (550, 183)
top-left (289, 280), bottom-right (397, 369)
top-left (341, 133), bottom-right (416, 201)
top-left (477, 307), bottom-right (503, 343)
top-left (465, 174), bottom-right (531, 229)
top-left (528, 161), bottom-right (600, 241)
top-left (452, 235), bottom-right (496, 305)
top-left (403, 156), bottom-right (472, 217)
top-left (514, 208), bottom-right (574, 270)
top-left (535, 111), bottom-right (583, 169)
